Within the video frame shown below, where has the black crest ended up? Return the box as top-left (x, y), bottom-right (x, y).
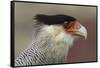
top-left (34, 14), bottom-right (77, 25)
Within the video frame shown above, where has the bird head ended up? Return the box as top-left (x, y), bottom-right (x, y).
top-left (34, 14), bottom-right (87, 46)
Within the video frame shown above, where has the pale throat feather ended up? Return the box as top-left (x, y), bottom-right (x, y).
top-left (44, 25), bottom-right (75, 47)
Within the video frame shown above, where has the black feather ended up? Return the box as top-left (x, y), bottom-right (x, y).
top-left (34, 14), bottom-right (77, 25)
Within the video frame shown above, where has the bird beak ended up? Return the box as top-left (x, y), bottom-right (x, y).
top-left (75, 25), bottom-right (87, 40)
top-left (64, 21), bottom-right (87, 40)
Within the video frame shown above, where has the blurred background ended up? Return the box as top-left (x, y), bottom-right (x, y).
top-left (14, 2), bottom-right (97, 63)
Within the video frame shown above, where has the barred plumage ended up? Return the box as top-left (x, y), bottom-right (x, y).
top-left (15, 21), bottom-right (71, 66)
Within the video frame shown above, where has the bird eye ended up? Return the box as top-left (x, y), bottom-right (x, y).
top-left (64, 21), bottom-right (68, 24)
top-left (64, 21), bottom-right (70, 26)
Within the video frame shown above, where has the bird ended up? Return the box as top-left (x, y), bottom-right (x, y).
top-left (15, 14), bottom-right (87, 66)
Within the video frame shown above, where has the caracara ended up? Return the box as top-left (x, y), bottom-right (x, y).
top-left (15, 14), bottom-right (87, 66)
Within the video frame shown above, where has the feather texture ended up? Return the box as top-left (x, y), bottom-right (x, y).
top-left (15, 21), bottom-right (75, 66)
top-left (15, 14), bottom-right (77, 66)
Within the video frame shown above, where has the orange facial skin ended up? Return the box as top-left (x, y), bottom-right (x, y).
top-left (64, 21), bottom-right (81, 35)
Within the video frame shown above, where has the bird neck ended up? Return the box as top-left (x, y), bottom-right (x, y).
top-left (43, 25), bottom-right (76, 63)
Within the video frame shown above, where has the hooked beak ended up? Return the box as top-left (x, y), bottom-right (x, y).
top-left (75, 25), bottom-right (87, 40)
